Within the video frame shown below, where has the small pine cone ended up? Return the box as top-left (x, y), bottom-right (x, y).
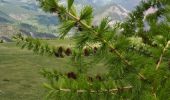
top-left (54, 51), bottom-right (59, 57)
top-left (75, 22), bottom-right (83, 31)
top-left (67, 72), bottom-right (77, 80)
top-left (93, 47), bottom-right (98, 54)
top-left (58, 46), bottom-right (64, 53)
top-left (65, 48), bottom-right (72, 56)
top-left (96, 75), bottom-right (102, 81)
top-left (84, 48), bottom-right (90, 56)
top-left (50, 8), bottom-right (57, 12)
top-left (58, 46), bottom-right (64, 58)
top-left (87, 76), bottom-right (93, 82)
top-left (109, 48), bottom-right (115, 53)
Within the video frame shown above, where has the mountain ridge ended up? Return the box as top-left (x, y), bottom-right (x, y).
top-left (0, 0), bottom-right (141, 41)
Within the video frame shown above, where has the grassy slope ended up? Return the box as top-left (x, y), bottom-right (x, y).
top-left (0, 40), bottom-right (73, 100)
top-left (0, 40), bottom-right (108, 100)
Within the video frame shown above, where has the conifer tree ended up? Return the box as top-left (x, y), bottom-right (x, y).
top-left (14, 0), bottom-right (170, 99)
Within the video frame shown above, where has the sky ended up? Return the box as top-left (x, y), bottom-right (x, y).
top-left (77, 0), bottom-right (142, 10)
top-left (2, 0), bottom-right (142, 10)
top-left (112, 0), bottom-right (142, 10)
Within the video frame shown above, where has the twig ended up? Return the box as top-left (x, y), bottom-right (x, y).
top-left (54, 86), bottom-right (132, 93)
top-left (66, 12), bottom-right (131, 66)
top-left (65, 12), bottom-right (146, 79)
top-left (156, 41), bottom-right (170, 70)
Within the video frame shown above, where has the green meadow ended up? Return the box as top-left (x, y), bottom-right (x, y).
top-left (0, 40), bottom-right (107, 100)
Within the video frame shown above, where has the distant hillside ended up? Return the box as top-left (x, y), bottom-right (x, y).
top-left (0, 0), bottom-right (141, 42)
top-left (0, 11), bottom-right (14, 24)
top-left (0, 0), bottom-right (59, 35)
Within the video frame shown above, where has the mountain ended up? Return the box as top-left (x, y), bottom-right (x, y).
top-left (93, 3), bottom-right (129, 25)
top-left (0, 0), bottom-right (141, 42)
top-left (112, 0), bottom-right (142, 10)
top-left (75, 0), bottom-right (141, 10)
top-left (73, 0), bottom-right (141, 25)
top-left (0, 11), bottom-right (14, 24)
top-left (0, 0), bottom-right (59, 41)
top-left (0, 0), bottom-right (59, 32)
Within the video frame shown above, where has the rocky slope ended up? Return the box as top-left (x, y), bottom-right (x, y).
top-left (0, 0), bottom-right (141, 42)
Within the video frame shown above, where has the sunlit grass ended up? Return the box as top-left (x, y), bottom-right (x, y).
top-left (0, 40), bottom-right (107, 100)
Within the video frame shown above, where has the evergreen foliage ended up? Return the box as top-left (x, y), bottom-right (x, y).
top-left (15, 0), bottom-right (170, 99)
top-left (13, 34), bottom-right (55, 56)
